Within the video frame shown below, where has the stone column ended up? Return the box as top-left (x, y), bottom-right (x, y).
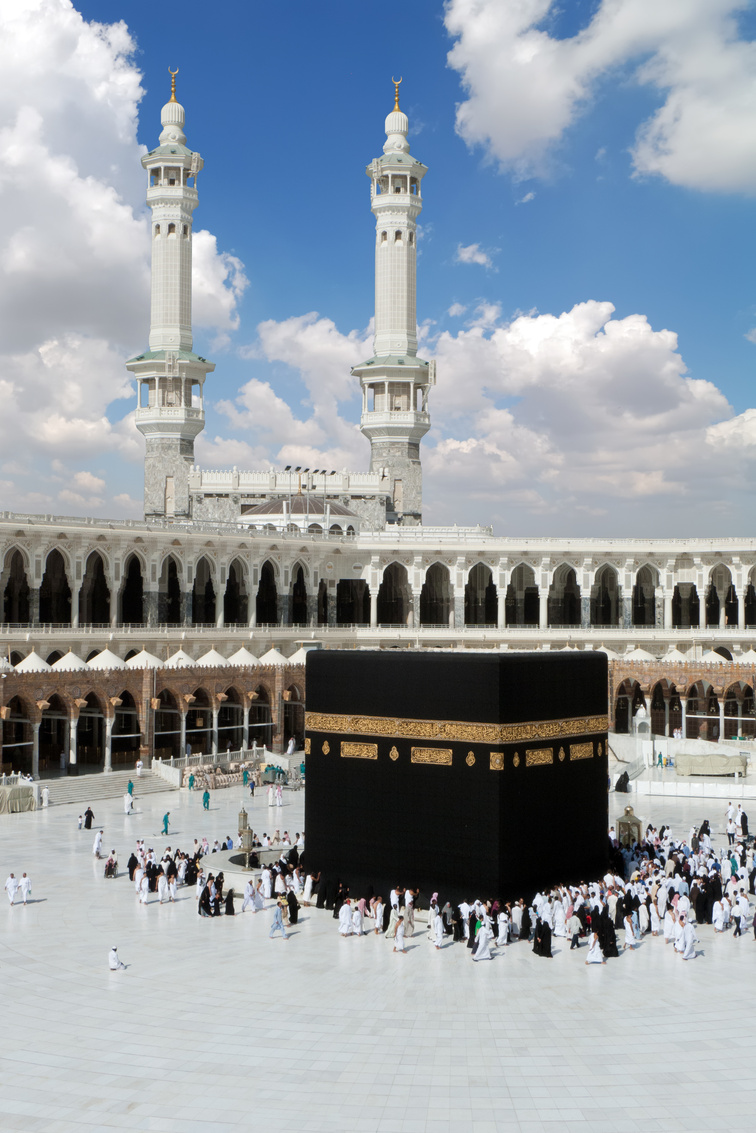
top-left (211, 706), bottom-right (219, 756)
top-left (581, 595), bottom-right (590, 629)
top-left (664, 698), bottom-right (670, 737)
top-left (453, 593), bottom-right (464, 629)
top-left (276, 594), bottom-right (287, 625)
top-left (306, 594), bottom-right (318, 626)
top-left (697, 593), bottom-right (705, 628)
top-left (718, 701), bottom-right (725, 742)
top-left (410, 591), bottom-right (420, 628)
top-left (242, 703), bottom-right (250, 751)
top-left (144, 589), bottom-right (159, 626)
top-left (216, 602), bottom-right (225, 630)
top-left (719, 592), bottom-right (727, 630)
top-left (663, 592), bottom-right (673, 629)
top-left (109, 588), bottom-right (118, 629)
top-left (327, 582), bottom-right (337, 626)
top-left (680, 697), bottom-right (687, 739)
top-left (184, 590), bottom-right (193, 626)
top-left (71, 586), bottom-right (81, 629)
top-left (104, 715), bottom-right (113, 773)
top-left (621, 591), bottom-right (632, 629)
top-left (30, 587), bottom-right (40, 625)
top-left (738, 588), bottom-right (746, 630)
top-left (655, 587), bottom-right (664, 628)
top-left (497, 590), bottom-right (505, 631)
top-left (179, 708), bottom-right (187, 758)
top-left (31, 720), bottom-right (40, 780)
top-left (249, 591), bottom-right (257, 628)
top-left (370, 589), bottom-right (378, 628)
top-left (539, 590), bottom-right (548, 630)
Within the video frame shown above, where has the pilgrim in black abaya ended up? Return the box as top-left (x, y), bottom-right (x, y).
top-left (83, 807), bottom-right (95, 830)
top-left (198, 886), bottom-right (212, 917)
top-left (598, 908), bottom-right (619, 958)
top-left (520, 906), bottom-right (532, 942)
top-left (287, 890), bottom-right (299, 925)
top-left (225, 888), bottom-right (236, 915)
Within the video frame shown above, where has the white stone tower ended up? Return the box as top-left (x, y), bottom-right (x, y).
top-left (127, 70), bottom-right (214, 519)
top-left (352, 80), bottom-right (434, 525)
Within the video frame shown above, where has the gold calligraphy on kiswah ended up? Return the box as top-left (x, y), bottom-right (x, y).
top-left (525, 748), bottom-right (554, 767)
top-left (569, 742), bottom-right (594, 760)
top-left (411, 747), bottom-right (453, 766)
top-left (340, 742), bottom-right (378, 760)
top-left (306, 711), bottom-right (608, 745)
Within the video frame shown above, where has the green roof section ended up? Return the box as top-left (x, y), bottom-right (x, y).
top-left (146, 143), bottom-right (196, 158)
top-left (126, 349), bottom-right (210, 364)
top-left (353, 354), bottom-right (429, 369)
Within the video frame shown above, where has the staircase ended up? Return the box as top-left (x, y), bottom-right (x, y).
top-left (35, 769), bottom-right (176, 808)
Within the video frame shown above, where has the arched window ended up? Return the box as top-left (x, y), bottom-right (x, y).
top-left (154, 224), bottom-right (160, 236)
top-left (39, 549), bottom-right (71, 624)
top-left (79, 552), bottom-right (110, 625)
top-left (408, 232), bottom-right (414, 245)
top-left (381, 231), bottom-right (387, 243)
top-left (192, 557), bottom-right (216, 624)
top-left (168, 222), bottom-right (176, 235)
top-left (394, 230), bottom-right (402, 242)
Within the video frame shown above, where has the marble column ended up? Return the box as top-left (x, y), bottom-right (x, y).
top-left (180, 708), bottom-right (187, 758)
top-left (497, 591), bottom-right (505, 631)
top-left (103, 716), bottom-right (113, 773)
top-left (581, 595), bottom-right (590, 629)
top-left (242, 704), bottom-right (250, 751)
top-left (539, 590), bottom-right (548, 630)
top-left (211, 707), bottom-right (219, 756)
top-left (680, 697), bottom-right (687, 739)
top-left (31, 720), bottom-right (40, 780)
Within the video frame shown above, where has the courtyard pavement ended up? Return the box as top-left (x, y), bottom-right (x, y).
top-left (0, 783), bottom-right (754, 1132)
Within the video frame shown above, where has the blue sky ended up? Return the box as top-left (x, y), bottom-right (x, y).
top-left (4, 0), bottom-right (756, 534)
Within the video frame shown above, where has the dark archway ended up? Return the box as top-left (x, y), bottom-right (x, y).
top-left (154, 689), bottom-right (181, 760)
top-left (79, 552), bottom-right (110, 625)
top-left (283, 685), bottom-right (305, 750)
top-left (420, 563), bottom-right (452, 626)
top-left (39, 694), bottom-right (68, 775)
top-left (724, 682), bottom-right (754, 740)
top-left (112, 691), bottom-right (141, 767)
top-left (291, 565), bottom-right (308, 626)
top-left (590, 565), bottom-right (619, 627)
top-left (671, 583), bottom-right (699, 628)
top-left (1, 696), bottom-right (32, 774)
top-left (685, 681), bottom-right (719, 741)
top-left (192, 557), bottom-right (216, 625)
top-left (547, 564), bottom-right (580, 627)
top-left (186, 688), bottom-right (212, 756)
top-left (632, 565), bottom-right (658, 627)
top-left (317, 579), bottom-right (328, 625)
top-left (614, 679), bottom-right (644, 734)
top-left (506, 564), bottom-right (538, 626)
top-left (39, 549), bottom-right (71, 624)
top-left (249, 685), bottom-right (273, 749)
top-left (336, 579), bottom-right (369, 625)
top-left (256, 561), bottom-right (278, 624)
top-left (2, 550), bottom-right (30, 624)
top-left (465, 563), bottom-right (497, 626)
top-left (224, 559), bottom-right (248, 625)
top-left (219, 687), bottom-right (244, 753)
top-left (121, 555), bottom-right (144, 624)
top-left (76, 692), bottom-right (104, 767)
top-left (158, 556), bottom-right (182, 624)
top-left (377, 563), bottom-right (410, 625)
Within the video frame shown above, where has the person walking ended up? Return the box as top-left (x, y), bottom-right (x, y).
top-left (18, 873), bottom-right (31, 905)
top-left (83, 807), bottom-right (95, 830)
top-left (269, 898), bottom-right (288, 940)
top-left (41, 786), bottom-right (49, 808)
top-left (202, 789), bottom-right (210, 811)
top-left (127, 779), bottom-right (134, 796)
top-left (162, 812), bottom-right (170, 836)
top-left (187, 773), bottom-right (195, 791)
top-left (4, 873), bottom-right (19, 906)
top-left (135, 758), bottom-right (143, 777)
top-left (93, 830), bottom-right (103, 858)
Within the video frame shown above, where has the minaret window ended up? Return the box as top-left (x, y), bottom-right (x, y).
top-left (394, 230), bottom-right (402, 243)
top-left (408, 232), bottom-right (414, 245)
top-left (154, 224), bottom-right (160, 237)
top-left (381, 231), bottom-right (387, 244)
top-left (183, 224), bottom-right (189, 237)
top-left (168, 223), bottom-right (176, 235)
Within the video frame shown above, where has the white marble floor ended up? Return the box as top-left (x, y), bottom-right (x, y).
top-left (1, 785), bottom-right (755, 1132)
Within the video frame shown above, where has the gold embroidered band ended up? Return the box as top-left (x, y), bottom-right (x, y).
top-left (340, 742), bottom-right (378, 760)
top-left (411, 747), bottom-right (453, 766)
top-left (306, 711), bottom-right (607, 744)
top-left (569, 742), bottom-right (593, 760)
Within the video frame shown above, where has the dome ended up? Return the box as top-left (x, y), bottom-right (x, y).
top-left (227, 646), bottom-right (259, 666)
top-left (701, 650), bottom-right (725, 664)
top-left (288, 646), bottom-right (314, 664)
top-left (258, 647), bottom-right (288, 666)
top-left (15, 650), bottom-right (51, 673)
top-left (662, 648), bottom-right (690, 663)
top-left (52, 650), bottom-right (89, 672)
top-left (196, 647), bottom-right (229, 668)
top-left (164, 648), bottom-right (195, 669)
top-left (623, 647), bottom-right (655, 661)
top-left (87, 648), bottom-right (126, 671)
top-left (594, 645), bottom-right (619, 659)
top-left (125, 649), bottom-right (163, 670)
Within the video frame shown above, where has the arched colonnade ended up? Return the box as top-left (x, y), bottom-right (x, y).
top-left (0, 665), bottom-right (304, 778)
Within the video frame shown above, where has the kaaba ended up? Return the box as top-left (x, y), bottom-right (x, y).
top-left (305, 650), bottom-right (608, 905)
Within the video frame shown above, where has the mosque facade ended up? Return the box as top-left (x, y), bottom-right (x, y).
top-left (3, 79), bottom-right (756, 775)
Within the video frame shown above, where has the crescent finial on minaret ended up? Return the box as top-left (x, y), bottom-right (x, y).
top-left (391, 76), bottom-right (402, 111)
top-left (169, 67), bottom-right (179, 102)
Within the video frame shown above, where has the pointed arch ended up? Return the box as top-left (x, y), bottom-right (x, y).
top-left (685, 679), bottom-right (719, 741)
top-left (39, 548), bottom-right (71, 624)
top-left (290, 563), bottom-right (308, 626)
top-left (256, 560), bottom-right (278, 624)
top-left (506, 563), bottom-right (537, 626)
top-left (465, 562), bottom-right (496, 626)
top-left (377, 562), bottom-right (410, 625)
top-left (419, 562), bottom-right (452, 626)
top-left (224, 558), bottom-right (248, 625)
top-left (2, 548), bottom-right (30, 624)
top-left (632, 564), bottom-right (659, 627)
top-left (79, 551), bottom-right (110, 625)
top-left (192, 556), bottom-right (216, 624)
top-left (120, 553), bottom-right (145, 625)
top-left (219, 685), bottom-right (244, 752)
top-left (590, 564), bottom-right (619, 627)
top-left (547, 563), bottom-right (581, 628)
top-left (112, 690), bottom-right (141, 767)
top-left (158, 554), bottom-right (182, 624)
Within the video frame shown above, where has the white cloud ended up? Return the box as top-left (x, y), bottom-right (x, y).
top-left (516, 191), bottom-right (536, 204)
top-left (455, 242), bottom-right (496, 268)
top-left (445, 0), bottom-right (756, 191)
top-left (448, 302), bottom-right (467, 317)
top-left (0, 0), bottom-right (247, 516)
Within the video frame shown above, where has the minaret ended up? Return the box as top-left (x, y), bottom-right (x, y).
top-left (126, 69), bottom-right (214, 519)
top-left (352, 79), bottom-right (434, 526)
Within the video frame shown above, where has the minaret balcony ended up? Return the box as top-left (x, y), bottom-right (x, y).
top-left (361, 409), bottom-right (430, 437)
